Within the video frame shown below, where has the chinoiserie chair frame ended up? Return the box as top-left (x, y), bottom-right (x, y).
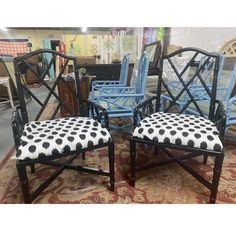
top-left (186, 62), bottom-right (236, 131)
top-left (190, 53), bottom-right (225, 100)
top-left (12, 49), bottom-right (114, 203)
top-left (90, 52), bottom-right (149, 132)
top-left (161, 53), bottom-right (225, 113)
top-left (90, 54), bottom-right (129, 100)
top-left (130, 47), bottom-right (226, 203)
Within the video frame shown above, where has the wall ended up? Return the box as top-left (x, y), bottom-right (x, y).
top-left (0, 28), bottom-right (138, 63)
top-left (169, 27), bottom-right (236, 51)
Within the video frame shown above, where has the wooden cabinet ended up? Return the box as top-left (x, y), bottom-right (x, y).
top-left (18, 54), bottom-right (41, 84)
top-left (57, 76), bottom-right (91, 117)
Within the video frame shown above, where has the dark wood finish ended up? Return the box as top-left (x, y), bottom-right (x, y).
top-left (18, 54), bottom-right (41, 84)
top-left (58, 78), bottom-right (78, 117)
top-left (57, 75), bottom-right (91, 117)
top-left (108, 142), bottom-right (115, 191)
top-left (130, 48), bottom-right (226, 203)
top-left (12, 49), bottom-right (114, 203)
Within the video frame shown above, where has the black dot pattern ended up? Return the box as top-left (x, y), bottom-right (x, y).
top-left (133, 112), bottom-right (223, 151)
top-left (13, 117), bottom-right (111, 160)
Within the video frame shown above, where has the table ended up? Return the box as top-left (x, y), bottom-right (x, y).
top-left (0, 77), bottom-right (14, 108)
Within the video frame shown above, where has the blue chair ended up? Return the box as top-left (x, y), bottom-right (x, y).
top-left (189, 53), bottom-right (225, 101)
top-left (224, 64), bottom-right (236, 128)
top-left (89, 52), bottom-right (149, 132)
top-left (90, 55), bottom-right (129, 101)
top-left (185, 63), bottom-right (236, 131)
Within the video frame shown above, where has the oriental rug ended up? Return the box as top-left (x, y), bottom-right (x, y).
top-left (0, 105), bottom-right (236, 203)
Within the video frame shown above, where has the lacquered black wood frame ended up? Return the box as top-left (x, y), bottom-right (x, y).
top-left (12, 49), bottom-right (114, 203)
top-left (130, 48), bottom-right (226, 203)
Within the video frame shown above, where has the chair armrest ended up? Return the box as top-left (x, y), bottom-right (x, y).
top-left (92, 80), bottom-right (120, 87)
top-left (83, 99), bottom-right (109, 129)
top-left (91, 81), bottom-right (122, 96)
top-left (227, 95), bottom-right (236, 109)
top-left (11, 105), bottom-right (24, 149)
top-left (213, 100), bottom-right (226, 141)
top-left (133, 96), bottom-right (157, 128)
top-left (99, 86), bottom-right (136, 95)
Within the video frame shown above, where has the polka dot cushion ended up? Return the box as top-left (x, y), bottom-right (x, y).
top-left (133, 112), bottom-right (223, 151)
top-left (13, 117), bottom-right (111, 160)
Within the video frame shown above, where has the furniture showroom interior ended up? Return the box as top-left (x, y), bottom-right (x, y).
top-left (1, 27), bottom-right (236, 204)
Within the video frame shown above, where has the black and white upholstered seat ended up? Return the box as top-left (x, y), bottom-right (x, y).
top-left (133, 112), bottom-right (223, 152)
top-left (14, 117), bottom-right (111, 160)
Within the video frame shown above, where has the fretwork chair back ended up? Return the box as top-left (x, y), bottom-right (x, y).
top-left (130, 48), bottom-right (226, 203)
top-left (187, 62), bottom-right (236, 131)
top-left (90, 51), bottom-right (149, 132)
top-left (188, 53), bottom-right (225, 101)
top-left (90, 54), bottom-right (129, 101)
top-left (11, 49), bottom-right (114, 203)
top-left (161, 53), bottom-right (225, 112)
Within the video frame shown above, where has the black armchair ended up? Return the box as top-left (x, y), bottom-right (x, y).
top-left (11, 49), bottom-right (114, 203)
top-left (130, 48), bottom-right (226, 203)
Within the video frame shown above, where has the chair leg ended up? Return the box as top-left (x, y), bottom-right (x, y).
top-left (16, 162), bottom-right (31, 204)
top-left (130, 138), bottom-right (136, 187)
top-left (203, 155), bottom-right (208, 164)
top-left (154, 146), bottom-right (159, 155)
top-left (30, 164), bottom-right (35, 173)
top-left (108, 142), bottom-right (115, 191)
top-left (210, 154), bottom-right (224, 204)
top-left (82, 151), bottom-right (85, 160)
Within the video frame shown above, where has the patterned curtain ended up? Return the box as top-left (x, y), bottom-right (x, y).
top-left (63, 34), bottom-right (138, 64)
top-left (0, 40), bottom-right (31, 57)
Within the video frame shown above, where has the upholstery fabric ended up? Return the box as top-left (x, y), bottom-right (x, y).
top-left (13, 117), bottom-right (111, 160)
top-left (133, 112), bottom-right (223, 151)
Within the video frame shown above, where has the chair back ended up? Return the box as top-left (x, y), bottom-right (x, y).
top-left (13, 49), bottom-right (82, 125)
top-left (157, 47), bottom-right (220, 121)
top-left (224, 63), bottom-right (236, 101)
top-left (134, 51), bottom-right (149, 95)
top-left (192, 53), bottom-right (225, 87)
top-left (118, 54), bottom-right (129, 85)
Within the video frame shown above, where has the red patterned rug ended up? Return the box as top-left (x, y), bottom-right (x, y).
top-left (0, 130), bottom-right (236, 204)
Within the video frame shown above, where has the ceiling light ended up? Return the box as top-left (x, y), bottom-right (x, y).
top-left (81, 27), bottom-right (87, 33)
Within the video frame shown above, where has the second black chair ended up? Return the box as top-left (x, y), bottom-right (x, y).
top-left (130, 47), bottom-right (226, 203)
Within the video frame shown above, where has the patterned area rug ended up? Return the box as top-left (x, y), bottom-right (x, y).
top-left (226, 126), bottom-right (236, 141)
top-left (0, 130), bottom-right (236, 203)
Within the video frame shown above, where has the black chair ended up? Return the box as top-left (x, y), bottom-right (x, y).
top-left (11, 49), bottom-right (114, 203)
top-left (130, 48), bottom-right (226, 203)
